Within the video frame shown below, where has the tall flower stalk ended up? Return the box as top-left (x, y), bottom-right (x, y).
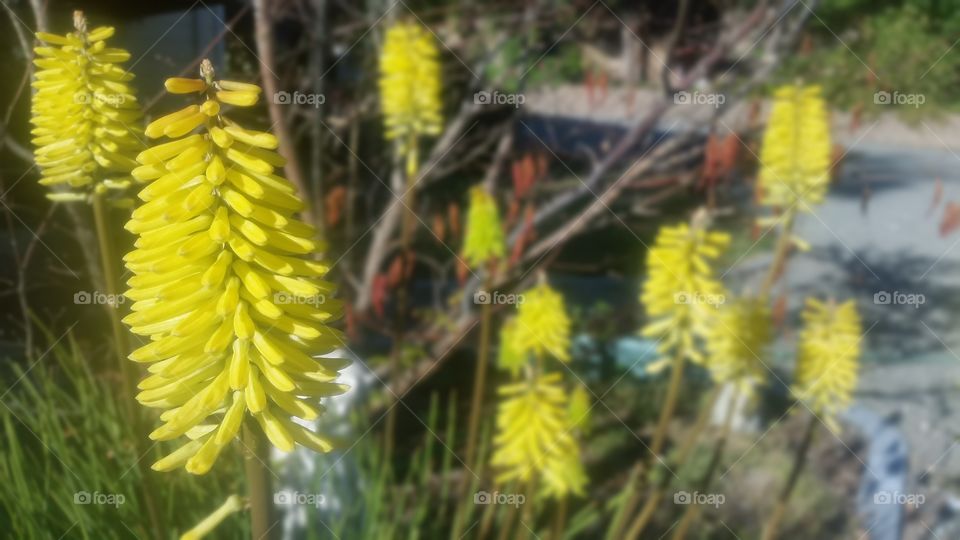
top-left (761, 298), bottom-right (861, 540)
top-left (377, 20), bottom-right (442, 457)
top-left (756, 84), bottom-right (831, 296)
top-left (124, 60), bottom-right (347, 538)
top-left (661, 298), bottom-right (773, 539)
top-left (462, 186), bottom-right (506, 470)
top-left (29, 12), bottom-right (163, 537)
top-left (612, 212), bottom-right (729, 539)
top-left (486, 280), bottom-right (586, 538)
top-left (31, 9), bottom-right (144, 398)
top-left (640, 217), bottom-right (728, 439)
top-left (625, 297), bottom-right (771, 539)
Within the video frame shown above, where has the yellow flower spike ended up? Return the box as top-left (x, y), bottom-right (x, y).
top-left (462, 186), bottom-right (506, 268)
top-left (126, 59), bottom-right (348, 475)
top-left (758, 85), bottom-right (832, 210)
top-left (378, 21), bottom-right (443, 146)
top-left (512, 282), bottom-right (572, 362)
top-left (640, 220), bottom-right (729, 365)
top-left (791, 298), bottom-right (862, 432)
top-left (704, 297), bottom-right (772, 388)
top-left (491, 372), bottom-right (587, 498)
top-left (30, 10), bottom-right (143, 202)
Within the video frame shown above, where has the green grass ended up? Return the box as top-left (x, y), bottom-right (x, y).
top-left (0, 324), bottom-right (244, 539)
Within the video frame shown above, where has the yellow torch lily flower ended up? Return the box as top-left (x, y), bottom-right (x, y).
top-left (491, 372), bottom-right (587, 497)
top-left (378, 21), bottom-right (443, 146)
top-left (758, 85), bottom-right (831, 211)
top-left (379, 21), bottom-right (442, 180)
top-left (123, 60), bottom-right (348, 475)
top-left (512, 282), bottom-right (572, 362)
top-left (792, 298), bottom-right (862, 432)
top-left (30, 10), bottom-right (143, 203)
top-left (641, 221), bottom-right (729, 367)
top-left (462, 186), bottom-right (506, 268)
top-left (704, 298), bottom-right (772, 388)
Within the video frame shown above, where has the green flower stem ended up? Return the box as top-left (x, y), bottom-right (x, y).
top-left (476, 484), bottom-right (499, 540)
top-left (91, 190), bottom-right (133, 406)
top-left (465, 274), bottom-right (494, 471)
top-left (91, 189), bottom-right (164, 539)
top-left (670, 386), bottom-right (742, 540)
top-left (495, 479), bottom-right (532, 540)
top-left (383, 324), bottom-right (403, 461)
top-left (550, 496), bottom-right (568, 540)
top-left (519, 482), bottom-right (535, 537)
top-left (760, 413), bottom-right (818, 540)
top-left (243, 422), bottom-right (277, 540)
top-left (385, 141), bottom-right (419, 462)
top-left (623, 385), bottom-right (721, 540)
top-left (759, 206), bottom-right (797, 297)
top-left (651, 347), bottom-right (688, 463)
top-left (610, 346), bottom-right (688, 538)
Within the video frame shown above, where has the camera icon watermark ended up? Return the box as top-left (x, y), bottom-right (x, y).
top-left (873, 490), bottom-right (925, 507)
top-left (474, 490), bottom-right (525, 507)
top-left (673, 291), bottom-right (725, 308)
top-left (74, 490), bottom-right (125, 508)
top-left (873, 290), bottom-right (924, 309)
top-left (674, 90), bottom-right (725, 108)
top-left (473, 290), bottom-right (525, 305)
top-left (274, 490), bottom-right (325, 508)
top-left (673, 490), bottom-right (724, 508)
top-left (74, 291), bottom-right (125, 308)
top-left (873, 90), bottom-right (925, 108)
top-left (274, 292), bottom-right (326, 306)
top-left (273, 90), bottom-right (326, 108)
top-left (473, 90), bottom-right (525, 108)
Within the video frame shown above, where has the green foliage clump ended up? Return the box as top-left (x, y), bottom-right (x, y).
top-left (780, 1), bottom-right (960, 120)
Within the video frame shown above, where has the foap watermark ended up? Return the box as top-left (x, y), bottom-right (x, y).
top-left (274, 490), bottom-right (325, 508)
top-left (874, 490), bottom-right (925, 507)
top-left (674, 490), bottom-right (724, 508)
top-left (473, 290), bottom-right (524, 305)
top-left (74, 291), bottom-right (125, 307)
top-left (74, 92), bottom-right (126, 106)
top-left (474, 490), bottom-right (525, 507)
top-left (273, 90), bottom-right (326, 108)
top-left (274, 292), bottom-right (327, 306)
top-left (873, 91), bottom-right (925, 108)
top-left (74, 490), bottom-right (125, 508)
top-left (874, 290), bottom-right (924, 309)
top-left (674, 90), bottom-right (725, 108)
top-left (674, 291), bottom-right (725, 308)
top-left (473, 90), bottom-right (525, 108)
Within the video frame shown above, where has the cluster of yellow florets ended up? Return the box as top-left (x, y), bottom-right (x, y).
top-left (491, 280), bottom-right (587, 498)
top-left (378, 22), bottom-right (442, 148)
top-left (641, 222), bottom-right (730, 366)
top-left (792, 298), bottom-right (861, 432)
top-left (124, 61), bottom-right (348, 474)
top-left (31, 11), bottom-right (142, 203)
top-left (758, 84), bottom-right (831, 211)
